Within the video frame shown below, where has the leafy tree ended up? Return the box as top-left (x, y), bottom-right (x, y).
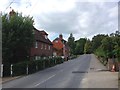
top-left (95, 46), bottom-right (106, 58)
top-left (101, 36), bottom-right (115, 58)
top-left (68, 33), bottom-right (76, 55)
top-left (2, 10), bottom-right (34, 64)
top-left (113, 36), bottom-right (120, 61)
top-left (84, 39), bottom-right (92, 54)
top-left (75, 38), bottom-right (86, 55)
top-left (91, 34), bottom-right (107, 52)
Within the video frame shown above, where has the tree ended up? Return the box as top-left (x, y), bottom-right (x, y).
top-left (91, 34), bottom-right (107, 52)
top-left (67, 33), bottom-right (75, 55)
top-left (75, 38), bottom-right (86, 55)
top-left (101, 36), bottom-right (114, 58)
top-left (84, 39), bottom-right (92, 54)
top-left (113, 36), bottom-right (120, 61)
top-left (2, 10), bottom-right (34, 64)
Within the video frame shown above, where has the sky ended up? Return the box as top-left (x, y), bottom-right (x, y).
top-left (0, 0), bottom-right (119, 41)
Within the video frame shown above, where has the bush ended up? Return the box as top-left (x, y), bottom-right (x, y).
top-left (69, 55), bottom-right (77, 60)
top-left (54, 57), bottom-right (63, 64)
top-left (35, 59), bottom-right (44, 70)
top-left (3, 63), bottom-right (11, 77)
top-left (27, 60), bottom-right (36, 74)
top-left (12, 61), bottom-right (27, 76)
top-left (49, 58), bottom-right (55, 67)
top-left (3, 56), bottom-right (65, 77)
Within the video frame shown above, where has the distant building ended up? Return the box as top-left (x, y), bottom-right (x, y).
top-left (30, 27), bottom-right (53, 60)
top-left (52, 34), bottom-right (70, 60)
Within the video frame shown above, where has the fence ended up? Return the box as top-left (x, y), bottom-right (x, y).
top-left (1, 57), bottom-right (64, 77)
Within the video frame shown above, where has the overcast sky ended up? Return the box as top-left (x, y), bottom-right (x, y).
top-left (0, 0), bottom-right (119, 41)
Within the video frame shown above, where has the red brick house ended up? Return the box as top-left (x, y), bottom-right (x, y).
top-left (30, 27), bottom-right (53, 60)
top-left (52, 34), bottom-right (70, 60)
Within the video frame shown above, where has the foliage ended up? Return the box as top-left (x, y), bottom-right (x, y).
top-left (95, 46), bottom-right (106, 57)
top-left (91, 34), bottom-right (107, 52)
top-left (3, 57), bottom-right (65, 77)
top-left (101, 36), bottom-right (115, 58)
top-left (113, 36), bottom-right (120, 61)
top-left (84, 39), bottom-right (92, 54)
top-left (75, 38), bottom-right (86, 55)
top-left (28, 60), bottom-right (36, 74)
top-left (68, 33), bottom-right (76, 55)
top-left (69, 55), bottom-right (77, 60)
top-left (13, 61), bottom-right (27, 76)
top-left (3, 62), bottom-right (11, 77)
top-left (94, 30), bottom-right (120, 61)
top-left (2, 11), bottom-right (34, 64)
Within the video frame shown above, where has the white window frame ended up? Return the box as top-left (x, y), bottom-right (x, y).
top-left (41, 44), bottom-right (43, 49)
top-left (45, 44), bottom-right (46, 50)
top-left (35, 41), bottom-right (38, 48)
top-left (49, 45), bottom-right (51, 50)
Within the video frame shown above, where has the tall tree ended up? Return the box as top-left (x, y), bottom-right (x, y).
top-left (2, 10), bottom-right (34, 64)
top-left (113, 36), bottom-right (120, 60)
top-left (68, 33), bottom-right (75, 55)
top-left (84, 39), bottom-right (92, 54)
top-left (75, 38), bottom-right (86, 55)
top-left (91, 34), bottom-right (107, 52)
top-left (101, 36), bottom-right (114, 58)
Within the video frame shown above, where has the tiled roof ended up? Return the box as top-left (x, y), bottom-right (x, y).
top-left (34, 27), bottom-right (52, 45)
top-left (53, 38), bottom-right (67, 43)
top-left (52, 37), bottom-right (70, 50)
top-left (39, 31), bottom-right (48, 35)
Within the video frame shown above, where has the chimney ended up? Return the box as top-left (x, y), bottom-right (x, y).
top-left (59, 34), bottom-right (63, 40)
top-left (9, 9), bottom-right (15, 16)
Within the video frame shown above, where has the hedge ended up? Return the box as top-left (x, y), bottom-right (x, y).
top-left (3, 56), bottom-right (65, 77)
top-left (12, 61), bottom-right (27, 76)
top-left (3, 63), bottom-right (11, 77)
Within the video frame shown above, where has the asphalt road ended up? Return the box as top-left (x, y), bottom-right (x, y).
top-left (2, 54), bottom-right (117, 88)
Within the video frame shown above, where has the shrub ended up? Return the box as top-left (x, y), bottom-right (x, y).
top-left (69, 55), bottom-right (77, 60)
top-left (3, 56), bottom-right (65, 77)
top-left (35, 59), bottom-right (44, 70)
top-left (27, 60), bottom-right (36, 74)
top-left (12, 61), bottom-right (27, 76)
top-left (3, 63), bottom-right (11, 77)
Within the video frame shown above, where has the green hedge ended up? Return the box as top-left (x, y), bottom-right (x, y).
top-left (69, 55), bottom-right (77, 60)
top-left (12, 62), bottom-right (27, 76)
top-left (35, 59), bottom-right (44, 70)
top-left (3, 57), bottom-right (64, 77)
top-left (3, 63), bottom-right (11, 77)
top-left (28, 60), bottom-right (36, 74)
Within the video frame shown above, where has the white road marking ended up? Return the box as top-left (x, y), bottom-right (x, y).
top-left (81, 78), bottom-right (88, 83)
top-left (34, 69), bottom-right (63, 87)
top-left (34, 74), bottom-right (56, 87)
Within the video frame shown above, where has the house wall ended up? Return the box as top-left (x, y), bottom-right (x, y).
top-left (52, 39), bottom-right (64, 56)
top-left (30, 41), bottom-right (53, 58)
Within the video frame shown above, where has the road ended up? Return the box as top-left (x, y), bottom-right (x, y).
top-left (2, 54), bottom-right (118, 88)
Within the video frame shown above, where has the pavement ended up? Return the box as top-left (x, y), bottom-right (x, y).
top-left (2, 76), bottom-right (23, 84)
top-left (80, 54), bottom-right (118, 88)
top-left (2, 54), bottom-right (118, 88)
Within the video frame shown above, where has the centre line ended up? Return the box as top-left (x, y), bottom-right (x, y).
top-left (34, 74), bottom-right (56, 87)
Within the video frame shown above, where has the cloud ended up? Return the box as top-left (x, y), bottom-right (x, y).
top-left (1, 0), bottom-right (118, 41)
